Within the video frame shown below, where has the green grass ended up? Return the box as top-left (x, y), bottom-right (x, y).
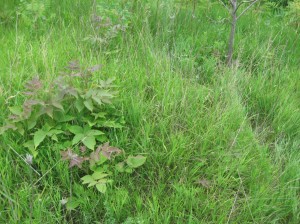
top-left (0, 0), bottom-right (299, 223)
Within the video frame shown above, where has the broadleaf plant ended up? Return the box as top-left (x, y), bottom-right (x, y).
top-left (0, 61), bottom-right (146, 194)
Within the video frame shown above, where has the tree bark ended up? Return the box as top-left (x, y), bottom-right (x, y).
top-left (226, 0), bottom-right (237, 66)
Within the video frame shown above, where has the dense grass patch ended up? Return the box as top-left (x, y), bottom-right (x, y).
top-left (0, 0), bottom-right (299, 223)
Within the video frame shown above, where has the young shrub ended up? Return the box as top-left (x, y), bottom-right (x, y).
top-left (0, 61), bottom-right (146, 194)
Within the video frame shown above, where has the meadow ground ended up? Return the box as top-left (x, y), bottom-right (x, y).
top-left (0, 0), bottom-right (299, 223)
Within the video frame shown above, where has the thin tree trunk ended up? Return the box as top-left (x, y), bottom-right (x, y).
top-left (226, 0), bottom-right (237, 66)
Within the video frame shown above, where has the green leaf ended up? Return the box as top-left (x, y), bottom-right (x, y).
top-left (9, 106), bottom-right (23, 116)
top-left (101, 120), bottom-right (123, 128)
top-left (81, 175), bottom-right (94, 184)
top-left (115, 162), bottom-right (125, 172)
top-left (66, 199), bottom-right (80, 211)
top-left (87, 129), bottom-right (104, 136)
top-left (92, 172), bottom-right (109, 180)
top-left (83, 125), bottom-right (91, 133)
top-left (92, 112), bottom-right (106, 119)
top-left (51, 134), bottom-right (58, 142)
top-left (72, 133), bottom-right (84, 145)
top-left (92, 95), bottom-right (103, 106)
top-left (75, 98), bottom-right (85, 112)
top-left (95, 135), bottom-right (108, 142)
top-left (97, 154), bottom-right (108, 165)
top-left (45, 106), bottom-right (53, 118)
top-left (82, 136), bottom-right (96, 150)
top-left (23, 140), bottom-right (37, 157)
top-left (42, 123), bottom-right (53, 132)
top-left (84, 99), bottom-right (93, 111)
top-left (126, 155), bottom-right (146, 168)
top-left (53, 112), bottom-right (75, 122)
top-left (97, 178), bottom-right (109, 184)
top-left (0, 124), bottom-right (17, 135)
top-left (29, 148), bottom-right (38, 158)
top-left (34, 129), bottom-right (47, 148)
top-left (52, 101), bottom-right (64, 110)
top-left (27, 117), bottom-right (37, 130)
top-left (95, 183), bottom-right (107, 194)
top-left (16, 123), bottom-right (24, 135)
top-left (68, 125), bottom-right (83, 134)
top-left (125, 167), bottom-right (133, 173)
top-left (87, 180), bottom-right (98, 187)
top-left (23, 140), bottom-right (34, 150)
top-left (48, 129), bottom-right (64, 135)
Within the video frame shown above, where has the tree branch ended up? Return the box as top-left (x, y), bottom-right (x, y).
top-left (236, 0), bottom-right (253, 12)
top-left (217, 0), bottom-right (231, 13)
top-left (237, 0), bottom-right (260, 20)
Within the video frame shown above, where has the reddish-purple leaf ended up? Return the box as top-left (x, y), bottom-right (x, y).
top-left (66, 60), bottom-right (80, 71)
top-left (87, 64), bottom-right (102, 73)
top-left (9, 114), bottom-right (19, 120)
top-left (24, 99), bottom-right (44, 107)
top-left (90, 146), bottom-right (102, 163)
top-left (25, 76), bottom-right (42, 90)
top-left (60, 148), bottom-right (88, 168)
top-left (100, 142), bottom-right (122, 160)
top-left (80, 145), bottom-right (87, 153)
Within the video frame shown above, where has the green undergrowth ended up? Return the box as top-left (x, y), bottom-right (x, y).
top-left (0, 0), bottom-right (299, 223)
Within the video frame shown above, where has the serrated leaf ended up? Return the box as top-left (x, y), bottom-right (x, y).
top-left (72, 133), bottom-right (84, 145)
top-left (61, 148), bottom-right (88, 168)
top-left (81, 175), bottom-right (94, 184)
top-left (126, 155), bottom-right (146, 168)
top-left (68, 125), bottom-right (83, 135)
top-left (34, 129), bottom-right (47, 148)
top-left (92, 172), bottom-right (109, 180)
top-left (100, 142), bottom-right (122, 159)
top-left (97, 178), bottom-right (108, 184)
top-left (87, 180), bottom-right (98, 187)
top-left (96, 183), bottom-right (107, 194)
top-left (82, 136), bottom-right (96, 150)
top-left (92, 95), bottom-right (103, 106)
top-left (84, 99), bottom-right (93, 111)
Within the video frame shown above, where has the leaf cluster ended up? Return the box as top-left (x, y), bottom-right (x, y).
top-left (0, 61), bottom-right (146, 193)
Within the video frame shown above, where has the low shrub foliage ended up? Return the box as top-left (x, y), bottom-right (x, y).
top-left (0, 61), bottom-right (146, 194)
